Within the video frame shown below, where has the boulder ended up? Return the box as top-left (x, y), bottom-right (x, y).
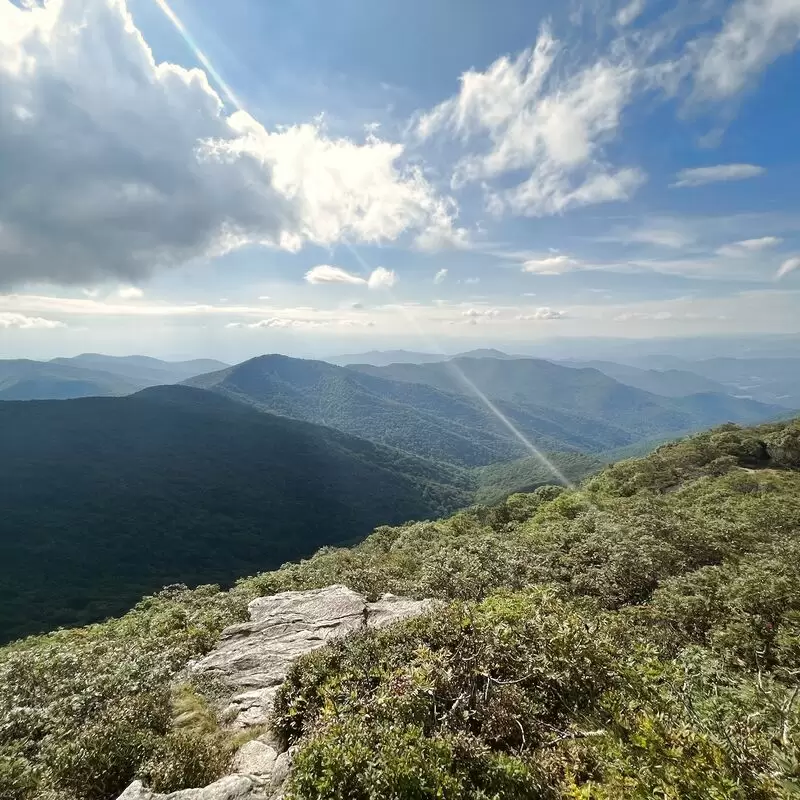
top-left (193, 584), bottom-right (433, 728)
top-left (117, 775), bottom-right (267, 799)
top-left (116, 585), bottom-right (433, 800)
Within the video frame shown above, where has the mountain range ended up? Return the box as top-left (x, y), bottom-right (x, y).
top-left (1, 350), bottom-right (790, 640)
top-left (0, 354), bottom-right (228, 400)
top-left (347, 356), bottom-right (780, 439)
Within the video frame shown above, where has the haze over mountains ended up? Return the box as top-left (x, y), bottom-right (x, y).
top-left (0, 354), bottom-right (229, 400)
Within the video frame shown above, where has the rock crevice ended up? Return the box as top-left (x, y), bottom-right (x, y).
top-left (116, 585), bottom-right (434, 800)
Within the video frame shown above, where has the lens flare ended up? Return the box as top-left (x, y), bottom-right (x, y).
top-left (152, 0), bottom-right (243, 111)
top-left (341, 240), bottom-right (576, 490)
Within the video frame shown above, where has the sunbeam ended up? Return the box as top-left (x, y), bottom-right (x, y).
top-left (342, 239), bottom-right (576, 490)
top-left (151, 0), bottom-right (243, 112)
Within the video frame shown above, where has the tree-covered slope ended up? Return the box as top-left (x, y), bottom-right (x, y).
top-left (50, 354), bottom-right (230, 386)
top-left (2, 417), bottom-right (798, 800)
top-left (0, 359), bottom-right (142, 400)
top-left (185, 354), bottom-right (636, 464)
top-left (474, 451), bottom-right (606, 504)
top-left (558, 358), bottom-right (730, 397)
top-left (0, 386), bottom-right (470, 641)
top-left (0, 355), bottom-right (229, 401)
top-left (351, 356), bottom-right (782, 438)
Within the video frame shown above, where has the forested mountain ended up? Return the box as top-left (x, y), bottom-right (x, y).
top-left (50, 354), bottom-right (229, 385)
top-left (3, 417), bottom-right (799, 800)
top-left (349, 356), bottom-right (782, 438)
top-left (0, 386), bottom-right (469, 641)
top-left (558, 358), bottom-right (729, 397)
top-left (0, 359), bottom-right (142, 400)
top-left (637, 356), bottom-right (800, 408)
top-left (0, 355), bottom-right (229, 401)
top-left (325, 349), bottom-right (447, 366)
top-left (185, 354), bottom-right (639, 464)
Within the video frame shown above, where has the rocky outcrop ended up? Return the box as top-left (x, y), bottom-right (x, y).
top-left (116, 585), bottom-right (434, 800)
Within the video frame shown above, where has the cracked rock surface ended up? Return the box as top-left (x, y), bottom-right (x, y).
top-left (115, 585), bottom-right (434, 800)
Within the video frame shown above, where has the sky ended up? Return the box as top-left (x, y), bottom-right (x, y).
top-left (0, 0), bottom-right (799, 360)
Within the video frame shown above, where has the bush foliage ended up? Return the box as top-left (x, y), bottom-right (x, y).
top-left (1, 418), bottom-right (799, 799)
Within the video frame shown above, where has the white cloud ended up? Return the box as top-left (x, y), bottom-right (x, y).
top-left (462, 308), bottom-right (500, 318)
top-left (227, 318), bottom-right (323, 329)
top-left (626, 228), bottom-right (693, 248)
top-left (433, 268), bottom-right (448, 284)
top-left (118, 286), bottom-right (144, 299)
top-left (0, 0), bottom-right (460, 288)
top-left (304, 264), bottom-right (396, 289)
top-left (227, 316), bottom-right (374, 330)
top-left (716, 236), bottom-right (783, 257)
top-left (366, 266), bottom-right (397, 290)
top-left (695, 0), bottom-right (800, 99)
top-left (337, 319), bottom-right (375, 327)
top-left (616, 0), bottom-right (645, 26)
top-left (516, 307), bottom-right (568, 320)
top-left (305, 265), bottom-right (367, 285)
top-left (464, 277), bottom-right (481, 285)
top-left (777, 256), bottom-right (800, 279)
top-left (522, 254), bottom-right (580, 274)
top-left (258, 295), bottom-right (271, 300)
top-left (671, 164), bottom-right (765, 188)
top-left (0, 312), bottom-right (65, 329)
top-left (614, 310), bottom-right (674, 321)
top-left (417, 26), bottom-right (644, 217)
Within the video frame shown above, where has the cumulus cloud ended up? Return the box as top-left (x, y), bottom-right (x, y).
top-left (433, 268), bottom-right (448, 284)
top-left (366, 267), bottom-right (397, 289)
top-left (417, 26), bottom-right (645, 217)
top-left (227, 316), bottom-right (374, 329)
top-left (695, 0), bottom-right (800, 99)
top-left (304, 264), bottom-right (397, 289)
top-left (462, 308), bottom-right (500, 318)
top-left (777, 256), bottom-right (800, 280)
top-left (515, 307), bottom-right (568, 320)
top-left (305, 265), bottom-right (367, 285)
top-left (670, 164), bottom-right (765, 188)
top-left (522, 255), bottom-right (580, 274)
top-left (0, 312), bottom-right (65, 329)
top-left (0, 0), bottom-right (461, 288)
top-left (227, 318), bottom-right (323, 329)
top-left (117, 286), bottom-right (144, 299)
top-left (716, 236), bottom-right (783, 257)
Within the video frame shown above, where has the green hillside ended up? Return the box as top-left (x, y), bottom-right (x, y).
top-left (0, 386), bottom-right (470, 641)
top-left (0, 359), bottom-right (141, 400)
top-left (350, 356), bottom-right (782, 438)
top-left (2, 417), bottom-right (798, 800)
top-left (559, 359), bottom-right (730, 397)
top-left (475, 451), bottom-right (606, 504)
top-left (185, 354), bottom-right (637, 464)
top-left (0, 355), bottom-right (229, 401)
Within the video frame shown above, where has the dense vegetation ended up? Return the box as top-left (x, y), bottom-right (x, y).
top-left (0, 386), bottom-right (469, 641)
top-left (188, 354), bottom-right (781, 467)
top-left (186, 354), bottom-right (638, 464)
top-left (1, 417), bottom-right (798, 799)
top-left (474, 451), bottom-right (604, 504)
top-left (350, 356), bottom-right (781, 437)
top-left (559, 359), bottom-right (730, 397)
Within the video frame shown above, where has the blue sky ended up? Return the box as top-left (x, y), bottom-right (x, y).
top-left (0, 0), bottom-right (799, 360)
